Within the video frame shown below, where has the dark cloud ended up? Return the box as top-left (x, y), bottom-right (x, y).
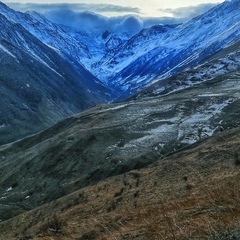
top-left (7, 3), bottom-right (141, 14)
top-left (6, 2), bottom-right (145, 34)
top-left (159, 3), bottom-right (217, 20)
top-left (115, 16), bottom-right (144, 34)
top-left (6, 2), bottom-right (182, 35)
top-left (5, 2), bottom-right (217, 35)
top-left (44, 9), bottom-right (110, 33)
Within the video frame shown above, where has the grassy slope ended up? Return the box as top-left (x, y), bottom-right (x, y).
top-left (1, 127), bottom-right (240, 240)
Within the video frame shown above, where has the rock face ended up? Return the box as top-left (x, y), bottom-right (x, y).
top-left (0, 43), bottom-right (239, 221)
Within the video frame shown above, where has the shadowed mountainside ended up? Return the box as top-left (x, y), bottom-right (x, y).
top-left (0, 11), bottom-right (114, 145)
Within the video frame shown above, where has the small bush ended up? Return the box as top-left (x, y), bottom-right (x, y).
top-left (39, 215), bottom-right (63, 235)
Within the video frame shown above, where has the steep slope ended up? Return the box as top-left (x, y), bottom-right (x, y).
top-left (62, 27), bottom-right (130, 74)
top-left (94, 0), bottom-right (240, 96)
top-left (0, 2), bottom-right (117, 95)
top-left (0, 58), bottom-right (239, 222)
top-left (0, 12), bottom-right (114, 144)
top-left (131, 40), bottom-right (240, 100)
top-left (0, 2), bottom-right (90, 67)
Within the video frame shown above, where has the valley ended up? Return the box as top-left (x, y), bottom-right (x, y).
top-left (0, 0), bottom-right (239, 239)
top-left (0, 61), bottom-right (239, 224)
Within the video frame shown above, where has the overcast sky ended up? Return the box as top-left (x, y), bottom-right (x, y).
top-left (2, 0), bottom-right (225, 35)
top-left (2, 0), bottom-right (224, 17)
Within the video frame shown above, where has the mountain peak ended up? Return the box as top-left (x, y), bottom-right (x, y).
top-left (0, 1), bottom-right (11, 13)
top-left (0, 1), bottom-right (7, 7)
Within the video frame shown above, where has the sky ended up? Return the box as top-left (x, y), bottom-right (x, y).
top-left (2, 0), bottom-right (225, 35)
top-left (2, 0), bottom-right (225, 17)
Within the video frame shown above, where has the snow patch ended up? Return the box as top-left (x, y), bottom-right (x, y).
top-left (0, 44), bottom-right (16, 59)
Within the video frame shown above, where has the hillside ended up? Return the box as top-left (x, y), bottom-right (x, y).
top-left (0, 127), bottom-right (240, 239)
top-left (0, 3), bottom-right (115, 145)
top-left (0, 58), bottom-right (239, 223)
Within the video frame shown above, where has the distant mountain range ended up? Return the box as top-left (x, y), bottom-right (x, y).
top-left (2, 0), bottom-right (239, 98)
top-left (90, 0), bottom-right (240, 97)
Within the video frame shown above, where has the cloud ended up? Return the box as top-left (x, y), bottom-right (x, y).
top-left (7, 3), bottom-right (141, 14)
top-left (6, 2), bottom-right (182, 35)
top-left (5, 2), bottom-right (217, 35)
top-left (6, 2), bottom-right (145, 34)
top-left (114, 16), bottom-right (144, 34)
top-left (44, 9), bottom-right (110, 33)
top-left (159, 3), bottom-right (217, 20)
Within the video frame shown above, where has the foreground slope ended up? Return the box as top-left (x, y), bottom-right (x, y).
top-left (1, 127), bottom-right (240, 239)
top-left (0, 59), bottom-right (239, 222)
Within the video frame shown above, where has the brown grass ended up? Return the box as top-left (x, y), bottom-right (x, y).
top-left (1, 128), bottom-right (240, 240)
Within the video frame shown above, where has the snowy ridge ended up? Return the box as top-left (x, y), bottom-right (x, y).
top-left (0, 43), bottom-right (16, 59)
top-left (62, 27), bottom-right (131, 73)
top-left (132, 41), bottom-right (240, 100)
top-left (0, 3), bottom-right (91, 67)
top-left (91, 0), bottom-right (240, 96)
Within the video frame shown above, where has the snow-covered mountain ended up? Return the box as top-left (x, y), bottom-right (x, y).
top-left (1, 0), bottom-right (240, 227)
top-left (60, 26), bottom-right (130, 72)
top-left (2, 0), bottom-right (239, 100)
top-left (0, 3), bottom-right (115, 144)
top-left (0, 2), bottom-right (91, 66)
top-left (1, 40), bottom-right (240, 221)
top-left (0, 1), bottom-right (132, 93)
top-left (130, 40), bottom-right (240, 100)
top-left (92, 0), bottom-right (240, 96)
